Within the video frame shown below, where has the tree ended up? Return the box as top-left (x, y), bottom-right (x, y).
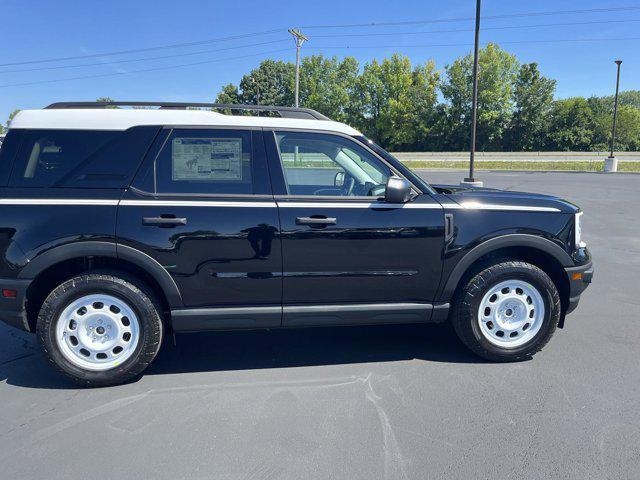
top-left (239, 59), bottom-right (294, 106)
top-left (354, 54), bottom-right (439, 150)
top-left (212, 47), bottom-right (640, 152)
top-left (215, 84), bottom-right (241, 105)
top-left (592, 104), bottom-right (640, 151)
top-left (0, 109), bottom-right (21, 134)
top-left (440, 43), bottom-right (519, 150)
top-left (299, 55), bottom-right (359, 123)
top-left (95, 97), bottom-right (119, 108)
top-left (546, 98), bottom-right (595, 151)
top-left (353, 58), bottom-right (385, 141)
top-left (588, 90), bottom-right (640, 113)
top-left (214, 84), bottom-right (242, 114)
top-left (505, 63), bottom-right (556, 151)
top-left (408, 61), bottom-right (441, 150)
top-left (6, 109), bottom-right (20, 129)
top-left (214, 59), bottom-right (295, 111)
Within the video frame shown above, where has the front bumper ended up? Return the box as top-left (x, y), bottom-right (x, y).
top-left (564, 261), bottom-right (594, 315)
top-left (0, 278), bottom-right (32, 332)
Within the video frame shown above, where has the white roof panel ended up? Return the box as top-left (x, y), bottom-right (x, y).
top-left (10, 109), bottom-right (361, 136)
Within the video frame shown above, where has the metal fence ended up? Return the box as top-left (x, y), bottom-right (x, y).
top-left (390, 151), bottom-right (640, 162)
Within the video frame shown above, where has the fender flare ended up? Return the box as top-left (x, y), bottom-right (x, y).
top-left (438, 234), bottom-right (573, 302)
top-left (18, 241), bottom-right (183, 308)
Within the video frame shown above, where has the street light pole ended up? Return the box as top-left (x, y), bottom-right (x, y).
top-left (605, 60), bottom-right (622, 173)
top-left (288, 29), bottom-right (308, 107)
top-left (463, 0), bottom-right (483, 187)
top-left (609, 60), bottom-right (622, 158)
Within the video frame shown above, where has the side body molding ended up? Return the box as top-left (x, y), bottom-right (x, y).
top-left (438, 234), bottom-right (574, 302)
top-left (18, 241), bottom-right (183, 308)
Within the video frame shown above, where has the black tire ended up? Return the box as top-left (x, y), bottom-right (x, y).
top-left (36, 273), bottom-right (164, 387)
top-left (451, 261), bottom-right (560, 362)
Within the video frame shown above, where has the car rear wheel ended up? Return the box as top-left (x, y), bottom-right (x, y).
top-left (37, 273), bottom-right (163, 387)
top-left (451, 261), bottom-right (560, 362)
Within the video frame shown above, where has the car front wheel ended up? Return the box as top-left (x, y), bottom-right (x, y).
top-left (451, 261), bottom-right (561, 362)
top-left (37, 273), bottom-right (163, 387)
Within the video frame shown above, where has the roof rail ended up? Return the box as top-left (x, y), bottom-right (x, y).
top-left (45, 101), bottom-right (331, 120)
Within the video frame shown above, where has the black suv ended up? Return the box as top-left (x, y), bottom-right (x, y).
top-left (0, 101), bottom-right (593, 386)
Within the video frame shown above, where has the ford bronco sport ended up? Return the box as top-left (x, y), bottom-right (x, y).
top-left (0, 101), bottom-right (593, 386)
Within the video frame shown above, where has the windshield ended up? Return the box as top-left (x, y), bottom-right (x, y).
top-left (354, 136), bottom-right (436, 195)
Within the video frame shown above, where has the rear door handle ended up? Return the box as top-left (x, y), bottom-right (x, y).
top-left (295, 216), bottom-right (337, 226)
top-left (142, 216), bottom-right (187, 227)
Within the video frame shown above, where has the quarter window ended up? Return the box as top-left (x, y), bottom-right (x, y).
top-left (10, 130), bottom-right (120, 187)
top-left (275, 131), bottom-right (392, 197)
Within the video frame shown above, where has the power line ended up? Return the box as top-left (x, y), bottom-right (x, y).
top-left (0, 29), bottom-right (285, 67)
top-left (3, 6), bottom-right (639, 89)
top-left (3, 6), bottom-right (639, 68)
top-left (3, 34), bottom-right (636, 89)
top-left (313, 18), bottom-right (640, 39)
top-left (7, 18), bottom-right (634, 75)
top-left (301, 6), bottom-right (640, 29)
top-left (0, 48), bottom-right (291, 88)
top-left (309, 36), bottom-right (640, 50)
top-left (0, 39), bottom-right (290, 74)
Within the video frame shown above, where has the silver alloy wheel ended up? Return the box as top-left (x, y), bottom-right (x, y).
top-left (477, 280), bottom-right (545, 348)
top-left (55, 294), bottom-right (140, 371)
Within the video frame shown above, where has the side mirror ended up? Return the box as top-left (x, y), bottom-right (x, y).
top-left (385, 177), bottom-right (412, 204)
top-left (334, 171), bottom-right (345, 187)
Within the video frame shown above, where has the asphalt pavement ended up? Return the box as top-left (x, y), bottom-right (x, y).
top-left (0, 170), bottom-right (638, 479)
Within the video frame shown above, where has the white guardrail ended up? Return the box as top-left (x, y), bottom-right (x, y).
top-left (390, 151), bottom-right (640, 162)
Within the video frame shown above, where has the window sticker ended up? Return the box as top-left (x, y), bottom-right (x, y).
top-left (172, 137), bottom-right (243, 181)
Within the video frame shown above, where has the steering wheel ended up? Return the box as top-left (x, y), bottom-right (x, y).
top-left (367, 183), bottom-right (386, 197)
top-left (343, 176), bottom-right (356, 196)
top-left (312, 175), bottom-right (356, 196)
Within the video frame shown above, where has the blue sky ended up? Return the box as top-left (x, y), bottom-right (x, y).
top-left (0, 0), bottom-right (638, 122)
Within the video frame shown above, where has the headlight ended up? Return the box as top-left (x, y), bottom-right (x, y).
top-left (575, 212), bottom-right (586, 249)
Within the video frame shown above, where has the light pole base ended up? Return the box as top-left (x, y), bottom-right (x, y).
top-left (604, 156), bottom-right (618, 173)
top-left (461, 178), bottom-right (484, 188)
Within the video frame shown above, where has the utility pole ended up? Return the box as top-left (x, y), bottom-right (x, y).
top-left (289, 28), bottom-right (308, 166)
top-left (288, 28), bottom-right (308, 107)
top-left (462, 0), bottom-right (483, 187)
top-left (605, 60), bottom-right (622, 173)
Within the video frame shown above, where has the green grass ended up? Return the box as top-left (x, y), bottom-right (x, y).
top-left (401, 160), bottom-right (640, 172)
top-left (281, 157), bottom-right (640, 172)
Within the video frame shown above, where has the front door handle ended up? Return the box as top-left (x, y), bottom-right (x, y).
top-left (142, 216), bottom-right (187, 227)
top-left (295, 216), bottom-right (337, 226)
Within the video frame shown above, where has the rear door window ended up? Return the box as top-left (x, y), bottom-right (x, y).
top-left (153, 128), bottom-right (270, 195)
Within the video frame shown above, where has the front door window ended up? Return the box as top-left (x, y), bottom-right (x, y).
top-left (275, 131), bottom-right (392, 197)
